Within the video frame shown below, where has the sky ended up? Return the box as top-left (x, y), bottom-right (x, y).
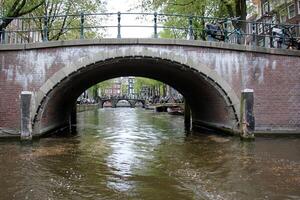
top-left (104, 0), bottom-right (154, 38)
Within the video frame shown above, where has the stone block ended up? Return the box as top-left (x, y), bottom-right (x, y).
top-left (20, 91), bottom-right (33, 140)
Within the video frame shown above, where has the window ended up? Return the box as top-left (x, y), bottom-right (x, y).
top-left (263, 1), bottom-right (270, 15)
top-left (263, 18), bottom-right (272, 33)
top-left (272, 15), bottom-right (277, 24)
top-left (257, 23), bottom-right (263, 34)
top-left (258, 39), bottom-right (265, 47)
top-left (288, 4), bottom-right (296, 19)
top-left (298, 0), bottom-right (300, 14)
top-left (279, 8), bottom-right (287, 23)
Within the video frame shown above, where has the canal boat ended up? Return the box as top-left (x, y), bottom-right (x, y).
top-left (167, 106), bottom-right (184, 115)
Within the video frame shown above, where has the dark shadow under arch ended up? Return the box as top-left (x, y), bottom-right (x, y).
top-left (33, 56), bottom-right (239, 135)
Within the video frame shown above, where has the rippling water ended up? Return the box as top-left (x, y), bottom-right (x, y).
top-left (0, 108), bottom-right (299, 200)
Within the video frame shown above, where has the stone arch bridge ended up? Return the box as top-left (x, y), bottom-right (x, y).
top-left (0, 39), bottom-right (299, 138)
top-left (98, 97), bottom-right (146, 108)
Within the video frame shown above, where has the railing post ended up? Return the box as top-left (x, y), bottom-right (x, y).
top-left (270, 26), bottom-right (273, 48)
top-left (154, 12), bottom-right (158, 38)
top-left (269, 24), bottom-right (273, 48)
top-left (117, 12), bottom-right (121, 38)
top-left (282, 25), bottom-right (286, 49)
top-left (252, 22), bottom-right (256, 46)
top-left (188, 16), bottom-right (194, 40)
top-left (1, 28), bottom-right (5, 44)
top-left (224, 18), bottom-right (228, 42)
top-left (43, 15), bottom-right (48, 42)
top-left (80, 12), bottom-right (84, 39)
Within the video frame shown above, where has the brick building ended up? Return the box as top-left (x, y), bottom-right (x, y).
top-left (256, 0), bottom-right (300, 24)
top-left (104, 79), bottom-right (122, 97)
top-left (252, 0), bottom-right (300, 47)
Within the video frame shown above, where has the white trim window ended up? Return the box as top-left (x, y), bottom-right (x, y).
top-left (280, 8), bottom-right (287, 23)
top-left (258, 23), bottom-right (263, 34)
top-left (263, 1), bottom-right (270, 15)
top-left (272, 15), bottom-right (277, 24)
top-left (288, 3), bottom-right (296, 19)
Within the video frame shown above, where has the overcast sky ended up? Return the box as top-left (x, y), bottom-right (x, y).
top-left (104, 0), bottom-right (154, 38)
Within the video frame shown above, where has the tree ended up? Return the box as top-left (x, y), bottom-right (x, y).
top-left (221, 0), bottom-right (247, 31)
top-left (0, 0), bottom-right (44, 38)
top-left (31, 0), bottom-right (106, 41)
top-left (93, 79), bottom-right (114, 97)
top-left (139, 0), bottom-right (252, 37)
top-left (134, 77), bottom-right (165, 97)
top-left (141, 0), bottom-right (221, 39)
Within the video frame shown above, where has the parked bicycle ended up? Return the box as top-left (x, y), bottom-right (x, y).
top-left (205, 21), bottom-right (226, 41)
top-left (205, 17), bottom-right (241, 43)
top-left (272, 25), bottom-right (300, 50)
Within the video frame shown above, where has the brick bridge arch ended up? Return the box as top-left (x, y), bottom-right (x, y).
top-left (1, 39), bottom-right (299, 137)
top-left (32, 45), bottom-right (240, 135)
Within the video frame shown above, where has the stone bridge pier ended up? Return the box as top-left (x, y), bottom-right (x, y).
top-left (0, 39), bottom-right (299, 139)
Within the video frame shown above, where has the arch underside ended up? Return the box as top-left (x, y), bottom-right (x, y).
top-left (34, 57), bottom-right (239, 135)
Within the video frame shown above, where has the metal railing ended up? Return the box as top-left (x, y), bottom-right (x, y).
top-left (0, 12), bottom-right (300, 49)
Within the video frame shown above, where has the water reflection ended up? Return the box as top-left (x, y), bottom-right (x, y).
top-left (0, 108), bottom-right (299, 200)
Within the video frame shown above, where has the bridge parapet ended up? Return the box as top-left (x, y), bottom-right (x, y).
top-left (1, 12), bottom-right (300, 50)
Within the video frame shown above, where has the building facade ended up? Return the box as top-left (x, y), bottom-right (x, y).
top-left (252, 0), bottom-right (300, 47)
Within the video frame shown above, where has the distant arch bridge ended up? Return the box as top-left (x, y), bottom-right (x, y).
top-left (98, 97), bottom-right (146, 108)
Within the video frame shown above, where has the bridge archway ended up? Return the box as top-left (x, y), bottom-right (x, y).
top-left (133, 100), bottom-right (146, 108)
top-left (33, 51), bottom-right (240, 135)
top-left (100, 99), bottom-right (113, 108)
top-left (115, 99), bottom-right (132, 108)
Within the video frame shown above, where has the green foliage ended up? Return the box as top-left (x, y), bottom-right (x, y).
top-left (93, 79), bottom-right (114, 96)
top-left (141, 0), bottom-right (235, 17)
top-left (134, 77), bottom-right (165, 96)
top-left (0, 0), bottom-right (44, 31)
top-left (0, 0), bottom-right (44, 17)
top-left (31, 0), bottom-right (106, 41)
top-left (121, 84), bottom-right (127, 95)
top-left (140, 0), bottom-right (249, 37)
top-left (0, 0), bottom-right (106, 41)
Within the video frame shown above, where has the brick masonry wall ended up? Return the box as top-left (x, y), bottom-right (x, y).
top-left (0, 40), bottom-right (299, 134)
top-left (247, 53), bottom-right (300, 131)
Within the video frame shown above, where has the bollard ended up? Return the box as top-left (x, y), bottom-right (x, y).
top-left (240, 89), bottom-right (255, 140)
top-left (20, 91), bottom-right (33, 140)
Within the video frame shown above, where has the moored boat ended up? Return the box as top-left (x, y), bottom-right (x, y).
top-left (167, 106), bottom-right (184, 115)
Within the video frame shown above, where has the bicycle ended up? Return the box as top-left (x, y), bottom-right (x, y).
top-left (272, 25), bottom-right (300, 50)
top-left (205, 17), bottom-right (241, 43)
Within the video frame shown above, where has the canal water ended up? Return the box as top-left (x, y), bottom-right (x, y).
top-left (0, 108), bottom-right (299, 200)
